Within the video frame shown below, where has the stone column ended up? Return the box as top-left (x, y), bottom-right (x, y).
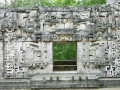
top-left (77, 42), bottom-right (84, 73)
top-left (0, 39), bottom-right (3, 79)
top-left (0, 18), bottom-right (3, 79)
top-left (46, 42), bottom-right (53, 72)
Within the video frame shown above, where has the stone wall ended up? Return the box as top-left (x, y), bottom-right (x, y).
top-left (106, 0), bottom-right (120, 4)
top-left (0, 1), bottom-right (120, 89)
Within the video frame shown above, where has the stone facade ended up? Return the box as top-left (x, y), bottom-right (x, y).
top-left (106, 0), bottom-right (120, 4)
top-left (0, 1), bottom-right (120, 89)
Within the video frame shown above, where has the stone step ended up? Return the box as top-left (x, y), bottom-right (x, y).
top-left (53, 65), bottom-right (77, 71)
top-left (54, 60), bottom-right (77, 65)
top-left (0, 80), bottom-right (29, 89)
top-left (30, 80), bottom-right (101, 88)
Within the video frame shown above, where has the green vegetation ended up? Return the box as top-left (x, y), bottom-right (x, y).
top-left (53, 42), bottom-right (77, 60)
top-left (9, 0), bottom-right (106, 7)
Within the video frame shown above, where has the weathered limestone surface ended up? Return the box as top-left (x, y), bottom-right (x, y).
top-left (106, 0), bottom-right (120, 4)
top-left (0, 1), bottom-right (120, 89)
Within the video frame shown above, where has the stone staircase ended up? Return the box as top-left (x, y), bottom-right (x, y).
top-left (30, 79), bottom-right (102, 89)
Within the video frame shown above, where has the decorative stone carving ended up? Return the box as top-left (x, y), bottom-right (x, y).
top-left (0, 2), bottom-right (119, 89)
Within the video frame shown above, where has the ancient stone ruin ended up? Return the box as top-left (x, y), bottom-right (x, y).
top-left (0, 0), bottom-right (120, 89)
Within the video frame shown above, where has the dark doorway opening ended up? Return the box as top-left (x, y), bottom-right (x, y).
top-left (53, 42), bottom-right (77, 71)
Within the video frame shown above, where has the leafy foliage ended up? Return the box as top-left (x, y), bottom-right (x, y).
top-left (76, 0), bottom-right (106, 6)
top-left (10, 0), bottom-right (106, 7)
top-left (53, 43), bottom-right (77, 60)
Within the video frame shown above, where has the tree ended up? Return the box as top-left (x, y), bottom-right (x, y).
top-left (10, 0), bottom-right (106, 7)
